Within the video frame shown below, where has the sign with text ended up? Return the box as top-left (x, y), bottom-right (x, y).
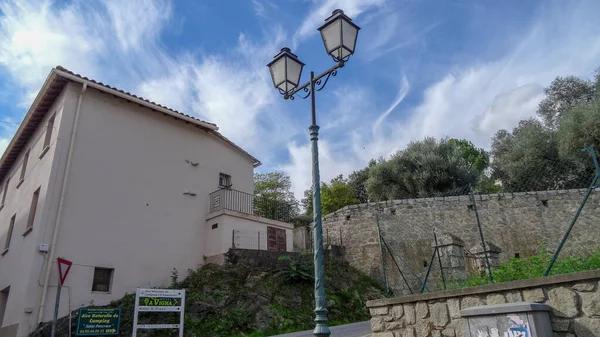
top-left (132, 288), bottom-right (185, 337)
top-left (75, 308), bottom-right (121, 336)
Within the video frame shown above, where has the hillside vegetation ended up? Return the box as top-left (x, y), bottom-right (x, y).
top-left (31, 255), bottom-right (384, 337)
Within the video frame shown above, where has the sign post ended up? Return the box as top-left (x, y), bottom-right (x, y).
top-left (51, 257), bottom-right (72, 337)
top-left (132, 288), bottom-right (186, 337)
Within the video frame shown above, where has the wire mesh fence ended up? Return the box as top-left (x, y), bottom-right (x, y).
top-left (374, 147), bottom-right (600, 296)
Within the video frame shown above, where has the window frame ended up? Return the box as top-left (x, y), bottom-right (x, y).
top-left (40, 113), bottom-right (56, 158)
top-left (218, 173), bottom-right (232, 188)
top-left (16, 149), bottom-right (30, 188)
top-left (24, 187), bottom-right (41, 236)
top-left (2, 214), bottom-right (16, 255)
top-left (91, 267), bottom-right (114, 293)
top-left (0, 178), bottom-right (9, 210)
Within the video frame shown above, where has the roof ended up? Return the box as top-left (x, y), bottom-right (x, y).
top-left (0, 66), bottom-right (261, 182)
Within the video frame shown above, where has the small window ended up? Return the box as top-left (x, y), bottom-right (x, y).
top-left (0, 178), bottom-right (8, 208)
top-left (24, 187), bottom-right (40, 236)
top-left (212, 223), bottom-right (218, 229)
top-left (2, 214), bottom-right (15, 254)
top-left (219, 173), bottom-right (232, 188)
top-left (18, 149), bottom-right (30, 185)
top-left (42, 113), bottom-right (56, 150)
top-left (92, 268), bottom-right (113, 292)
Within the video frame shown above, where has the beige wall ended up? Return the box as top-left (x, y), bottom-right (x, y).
top-left (39, 85), bottom-right (256, 323)
top-left (0, 83), bottom-right (80, 337)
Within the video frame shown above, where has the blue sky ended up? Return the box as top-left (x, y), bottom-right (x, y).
top-left (1, 0), bottom-right (600, 199)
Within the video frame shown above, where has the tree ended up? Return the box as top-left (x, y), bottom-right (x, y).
top-left (253, 171), bottom-right (299, 221)
top-left (301, 175), bottom-right (361, 216)
top-left (489, 119), bottom-right (584, 192)
top-left (365, 137), bottom-right (487, 200)
top-left (320, 175), bottom-right (360, 215)
top-left (347, 159), bottom-right (376, 203)
top-left (555, 93), bottom-right (600, 182)
top-left (537, 76), bottom-right (596, 129)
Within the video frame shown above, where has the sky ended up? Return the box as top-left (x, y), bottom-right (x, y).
top-left (1, 0), bottom-right (600, 200)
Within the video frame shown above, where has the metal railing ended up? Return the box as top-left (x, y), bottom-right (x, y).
top-left (209, 188), bottom-right (294, 223)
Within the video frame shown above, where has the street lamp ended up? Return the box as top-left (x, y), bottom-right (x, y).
top-left (267, 9), bottom-right (360, 337)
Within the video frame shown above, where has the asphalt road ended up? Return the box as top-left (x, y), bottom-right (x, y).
top-left (271, 321), bottom-right (371, 337)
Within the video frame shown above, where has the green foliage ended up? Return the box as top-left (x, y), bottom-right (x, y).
top-left (347, 160), bottom-right (376, 203)
top-left (274, 255), bottom-right (314, 283)
top-left (447, 247), bottom-right (600, 290)
top-left (537, 75), bottom-right (596, 129)
top-left (320, 175), bottom-right (361, 215)
top-left (557, 98), bottom-right (600, 160)
top-left (301, 175), bottom-right (362, 216)
top-left (254, 171), bottom-right (299, 221)
top-left (366, 137), bottom-right (486, 200)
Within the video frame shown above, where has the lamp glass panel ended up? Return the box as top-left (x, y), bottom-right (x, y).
top-left (269, 57), bottom-right (286, 87)
top-left (341, 20), bottom-right (358, 54)
top-left (286, 57), bottom-right (303, 87)
top-left (320, 19), bottom-right (341, 54)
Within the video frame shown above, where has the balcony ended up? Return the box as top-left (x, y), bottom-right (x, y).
top-left (209, 188), bottom-right (294, 223)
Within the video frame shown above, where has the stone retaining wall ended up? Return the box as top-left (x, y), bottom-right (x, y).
top-left (366, 270), bottom-right (600, 337)
top-left (321, 188), bottom-right (600, 294)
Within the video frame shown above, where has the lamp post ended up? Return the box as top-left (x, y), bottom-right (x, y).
top-left (266, 9), bottom-right (360, 337)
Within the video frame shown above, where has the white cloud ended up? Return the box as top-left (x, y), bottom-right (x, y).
top-left (281, 0), bottom-right (600, 199)
top-left (0, 0), bottom-right (174, 104)
top-left (103, 0), bottom-right (172, 52)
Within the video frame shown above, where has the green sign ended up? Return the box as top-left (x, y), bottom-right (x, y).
top-left (76, 308), bottom-right (121, 336)
top-left (139, 297), bottom-right (181, 307)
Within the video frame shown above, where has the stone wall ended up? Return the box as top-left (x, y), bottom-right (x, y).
top-left (367, 270), bottom-right (600, 337)
top-left (321, 189), bottom-right (600, 293)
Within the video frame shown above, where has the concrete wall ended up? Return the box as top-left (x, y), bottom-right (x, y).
top-left (367, 270), bottom-right (600, 337)
top-left (39, 85), bottom-right (257, 324)
top-left (321, 189), bottom-right (600, 293)
top-left (0, 83), bottom-right (80, 337)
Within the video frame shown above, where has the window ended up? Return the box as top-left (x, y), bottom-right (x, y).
top-left (0, 178), bottom-right (8, 209)
top-left (17, 149), bottom-right (30, 186)
top-left (24, 187), bottom-right (40, 236)
top-left (2, 214), bottom-right (15, 255)
top-left (212, 223), bottom-right (218, 229)
top-left (92, 268), bottom-right (113, 292)
top-left (0, 286), bottom-right (9, 328)
top-left (219, 173), bottom-right (232, 188)
top-left (41, 113), bottom-right (56, 156)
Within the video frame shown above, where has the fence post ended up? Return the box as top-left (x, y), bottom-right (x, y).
top-left (376, 214), bottom-right (390, 296)
top-left (469, 184), bottom-right (494, 284)
top-left (434, 230), bottom-right (446, 290)
top-left (544, 147), bottom-right (600, 276)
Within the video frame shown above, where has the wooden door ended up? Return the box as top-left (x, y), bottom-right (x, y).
top-left (267, 226), bottom-right (287, 252)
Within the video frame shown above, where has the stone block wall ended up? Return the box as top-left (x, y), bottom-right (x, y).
top-left (321, 189), bottom-right (600, 294)
top-left (367, 270), bottom-right (600, 337)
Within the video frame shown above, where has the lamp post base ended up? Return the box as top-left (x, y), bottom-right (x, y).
top-left (313, 308), bottom-right (331, 336)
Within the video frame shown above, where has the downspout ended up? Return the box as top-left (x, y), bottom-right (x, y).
top-left (37, 82), bottom-right (87, 324)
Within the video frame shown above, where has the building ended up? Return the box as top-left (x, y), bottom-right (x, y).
top-left (0, 66), bottom-right (294, 337)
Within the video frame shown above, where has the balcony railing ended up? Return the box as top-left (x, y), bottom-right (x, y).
top-left (209, 188), bottom-right (294, 223)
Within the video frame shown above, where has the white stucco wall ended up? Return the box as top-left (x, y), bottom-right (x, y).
top-left (0, 83), bottom-right (80, 337)
top-left (206, 210), bottom-right (294, 255)
top-left (39, 85), bottom-right (257, 323)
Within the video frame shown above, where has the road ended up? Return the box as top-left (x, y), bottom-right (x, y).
top-left (271, 321), bottom-right (371, 337)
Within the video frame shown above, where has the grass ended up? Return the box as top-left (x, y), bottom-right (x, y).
top-left (445, 247), bottom-right (600, 290)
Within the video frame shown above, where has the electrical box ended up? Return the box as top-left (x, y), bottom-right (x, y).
top-left (461, 302), bottom-right (552, 337)
top-left (39, 243), bottom-right (49, 252)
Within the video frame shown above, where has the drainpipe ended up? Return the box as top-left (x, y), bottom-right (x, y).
top-left (37, 83), bottom-right (87, 324)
